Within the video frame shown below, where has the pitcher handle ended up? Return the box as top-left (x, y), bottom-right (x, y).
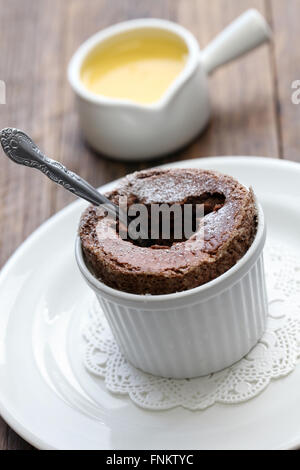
top-left (201, 9), bottom-right (272, 75)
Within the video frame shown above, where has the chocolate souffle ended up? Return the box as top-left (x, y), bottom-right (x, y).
top-left (79, 169), bottom-right (257, 295)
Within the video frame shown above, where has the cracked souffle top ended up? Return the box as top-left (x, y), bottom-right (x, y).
top-left (79, 168), bottom-right (257, 295)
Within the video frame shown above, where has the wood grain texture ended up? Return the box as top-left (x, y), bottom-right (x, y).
top-left (267, 0), bottom-right (300, 161)
top-left (0, 0), bottom-right (297, 450)
top-left (163, 0), bottom-right (278, 163)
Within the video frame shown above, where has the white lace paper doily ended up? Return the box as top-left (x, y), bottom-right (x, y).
top-left (82, 244), bottom-right (300, 411)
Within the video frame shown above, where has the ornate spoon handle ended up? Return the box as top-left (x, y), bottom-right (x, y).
top-left (0, 128), bottom-right (128, 226)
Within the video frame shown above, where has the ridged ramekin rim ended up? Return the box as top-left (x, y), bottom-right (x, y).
top-left (75, 202), bottom-right (266, 305)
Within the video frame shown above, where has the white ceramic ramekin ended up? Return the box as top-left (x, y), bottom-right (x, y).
top-left (76, 204), bottom-right (268, 379)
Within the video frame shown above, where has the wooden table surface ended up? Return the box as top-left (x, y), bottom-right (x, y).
top-left (0, 0), bottom-right (299, 450)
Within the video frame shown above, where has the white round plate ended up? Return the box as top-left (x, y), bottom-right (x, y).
top-left (0, 157), bottom-right (300, 450)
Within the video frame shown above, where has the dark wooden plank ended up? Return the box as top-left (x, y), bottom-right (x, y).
top-left (268, 0), bottom-right (300, 161)
top-left (0, 0), bottom-right (69, 450)
top-left (6, 428), bottom-right (34, 451)
top-left (161, 0), bottom-right (279, 163)
top-left (0, 417), bottom-right (7, 450)
top-left (0, 0), bottom-right (69, 265)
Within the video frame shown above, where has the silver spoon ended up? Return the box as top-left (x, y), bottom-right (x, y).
top-left (0, 128), bottom-right (141, 236)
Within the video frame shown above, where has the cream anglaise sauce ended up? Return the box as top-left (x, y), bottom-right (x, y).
top-left (81, 31), bottom-right (188, 105)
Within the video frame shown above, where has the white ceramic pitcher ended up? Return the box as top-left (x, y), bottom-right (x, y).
top-left (68, 9), bottom-right (271, 161)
